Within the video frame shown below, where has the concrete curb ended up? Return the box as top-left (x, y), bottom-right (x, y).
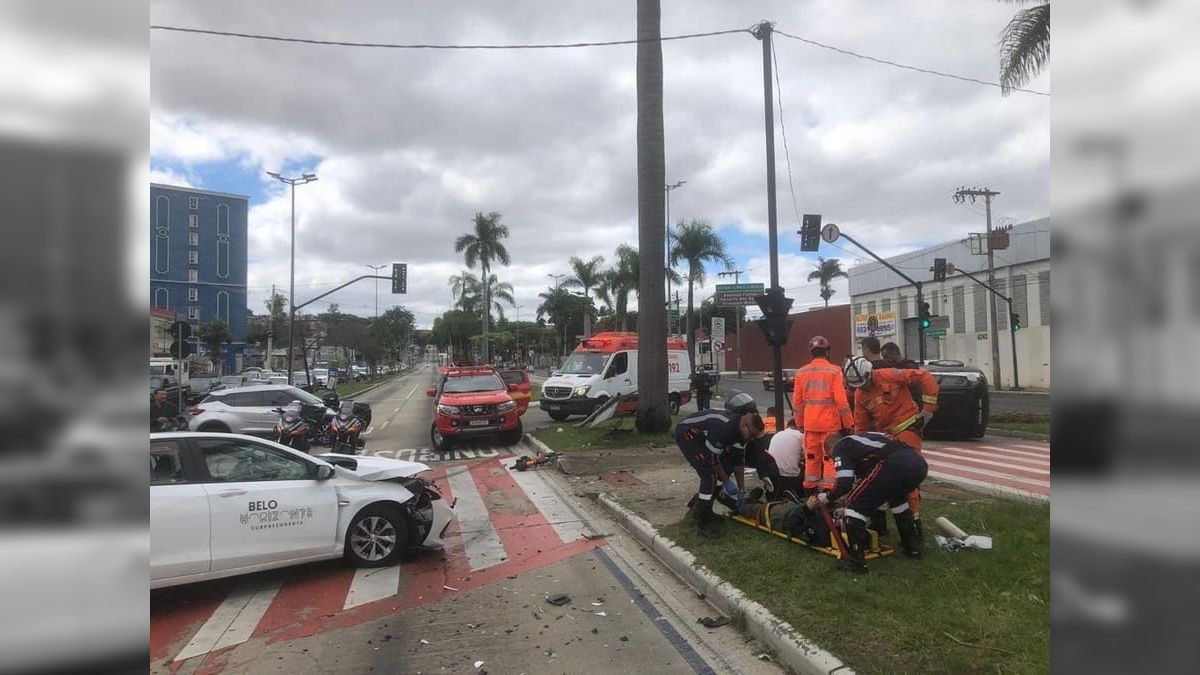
top-left (593, 493), bottom-right (854, 675)
top-left (986, 427), bottom-right (1050, 441)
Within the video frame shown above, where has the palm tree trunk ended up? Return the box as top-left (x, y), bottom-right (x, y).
top-left (481, 261), bottom-right (491, 362)
top-left (583, 287), bottom-right (592, 338)
top-left (617, 292), bottom-right (628, 331)
top-left (686, 268), bottom-right (695, 366)
top-left (635, 0), bottom-right (670, 433)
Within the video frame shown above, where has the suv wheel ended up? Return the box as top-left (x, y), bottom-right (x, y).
top-left (500, 420), bottom-right (524, 446)
top-left (547, 410), bottom-right (570, 422)
top-left (431, 423), bottom-right (452, 453)
top-left (197, 421), bottom-right (230, 433)
top-left (344, 505), bottom-right (407, 567)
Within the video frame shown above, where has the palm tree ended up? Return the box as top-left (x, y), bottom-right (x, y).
top-left (594, 270), bottom-right (615, 320)
top-left (807, 257), bottom-right (849, 307)
top-left (537, 285), bottom-right (580, 359)
top-left (608, 244), bottom-right (639, 331)
top-left (564, 255), bottom-right (605, 338)
top-left (998, 1), bottom-right (1049, 96)
top-left (670, 218), bottom-right (732, 365)
top-left (480, 273), bottom-right (516, 322)
top-left (449, 271), bottom-right (481, 314)
top-left (454, 212), bottom-right (511, 362)
top-left (635, 0), bottom-right (670, 432)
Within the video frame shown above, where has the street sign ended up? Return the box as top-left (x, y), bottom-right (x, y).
top-left (711, 317), bottom-right (726, 344)
top-left (169, 320), bottom-right (191, 341)
top-left (926, 328), bottom-right (947, 338)
top-left (391, 262), bottom-right (407, 294)
top-left (946, 262), bottom-right (957, 275)
top-left (714, 282), bottom-right (765, 307)
top-left (170, 339), bottom-right (193, 359)
top-left (821, 222), bottom-right (840, 244)
top-left (799, 214), bottom-right (822, 251)
top-left (712, 341), bottom-right (724, 351)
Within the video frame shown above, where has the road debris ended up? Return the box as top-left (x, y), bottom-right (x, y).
top-left (419, 639), bottom-right (430, 645)
top-left (545, 593), bottom-right (571, 606)
top-left (443, 585), bottom-right (460, 591)
top-left (697, 616), bottom-right (729, 629)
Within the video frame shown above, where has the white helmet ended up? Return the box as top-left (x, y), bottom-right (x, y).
top-left (725, 391), bottom-right (758, 415)
top-left (843, 356), bottom-right (874, 389)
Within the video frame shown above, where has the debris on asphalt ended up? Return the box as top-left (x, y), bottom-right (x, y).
top-left (756, 653), bottom-right (772, 661)
top-left (443, 585), bottom-right (460, 591)
top-left (697, 616), bottom-right (729, 629)
top-left (594, 611), bottom-right (608, 617)
top-left (619, 636), bottom-right (629, 642)
top-left (474, 660), bottom-right (485, 669)
top-left (419, 639), bottom-right (430, 645)
top-left (545, 593), bottom-right (571, 606)
top-left (582, 532), bottom-right (609, 541)
top-left (591, 602), bottom-right (604, 606)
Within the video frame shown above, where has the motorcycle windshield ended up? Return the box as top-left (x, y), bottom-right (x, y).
top-left (283, 401), bottom-right (302, 421)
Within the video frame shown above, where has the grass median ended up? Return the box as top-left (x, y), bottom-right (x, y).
top-left (320, 373), bottom-right (398, 399)
top-left (532, 415), bottom-right (680, 452)
top-left (660, 492), bottom-right (1049, 674)
top-left (990, 412), bottom-right (1050, 436)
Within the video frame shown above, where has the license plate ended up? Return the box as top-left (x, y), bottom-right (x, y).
top-left (468, 420), bottom-right (489, 427)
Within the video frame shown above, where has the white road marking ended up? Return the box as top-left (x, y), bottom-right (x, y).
top-left (445, 465), bottom-right (507, 571)
top-left (364, 425), bottom-right (374, 436)
top-left (174, 579), bottom-right (283, 661)
top-left (1013, 443), bottom-right (1051, 452)
top-left (343, 564), bottom-right (402, 610)
top-left (925, 459), bottom-right (1050, 487)
top-left (923, 449), bottom-right (1050, 474)
top-left (927, 470), bottom-right (1050, 501)
top-left (503, 457), bottom-right (588, 542)
top-left (380, 420), bottom-right (391, 429)
top-left (393, 407), bottom-right (401, 414)
top-left (938, 444), bottom-right (1048, 460)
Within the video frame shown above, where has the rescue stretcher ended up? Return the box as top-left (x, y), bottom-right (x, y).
top-left (727, 502), bottom-right (896, 559)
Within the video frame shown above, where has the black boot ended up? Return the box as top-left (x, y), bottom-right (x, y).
top-left (894, 510), bottom-right (923, 559)
top-left (869, 509), bottom-right (890, 538)
top-left (835, 518), bottom-right (870, 574)
top-left (695, 497), bottom-right (722, 539)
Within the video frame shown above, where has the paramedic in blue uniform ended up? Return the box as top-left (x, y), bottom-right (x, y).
top-left (806, 431), bottom-right (929, 573)
top-left (676, 407), bottom-right (765, 539)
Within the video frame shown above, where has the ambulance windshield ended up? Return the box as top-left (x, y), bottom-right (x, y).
top-left (560, 352), bottom-right (609, 375)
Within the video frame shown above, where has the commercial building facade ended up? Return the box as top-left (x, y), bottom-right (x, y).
top-left (149, 183), bottom-right (249, 373)
top-left (847, 217), bottom-right (1050, 389)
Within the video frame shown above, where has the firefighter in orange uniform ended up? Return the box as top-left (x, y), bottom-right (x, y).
top-left (844, 355), bottom-right (939, 516)
top-left (762, 406), bottom-right (779, 434)
top-left (791, 336), bottom-right (855, 494)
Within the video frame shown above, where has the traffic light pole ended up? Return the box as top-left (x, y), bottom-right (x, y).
top-left (833, 231), bottom-right (928, 362)
top-left (950, 268), bottom-right (1020, 390)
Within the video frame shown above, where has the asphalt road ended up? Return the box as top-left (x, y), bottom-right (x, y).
top-left (152, 363), bottom-right (782, 674)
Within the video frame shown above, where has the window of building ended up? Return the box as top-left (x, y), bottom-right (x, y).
top-left (188, 196), bottom-right (198, 209)
top-left (1038, 270), bottom-right (1050, 325)
top-left (867, 300), bottom-right (876, 315)
top-left (188, 306), bottom-right (200, 321)
top-left (189, 250), bottom-right (198, 265)
top-left (188, 269), bottom-right (198, 283)
top-left (154, 195), bottom-right (170, 274)
top-left (881, 297), bottom-right (891, 313)
top-left (973, 285), bottom-right (988, 332)
top-left (899, 294), bottom-right (909, 318)
top-left (1011, 274), bottom-right (1029, 328)
top-left (952, 286), bottom-right (966, 333)
top-left (188, 288), bottom-right (198, 302)
top-left (995, 278), bottom-right (1009, 329)
top-left (853, 302), bottom-right (862, 317)
top-left (216, 203), bottom-right (231, 278)
top-left (189, 232), bottom-right (199, 246)
top-left (189, 214), bottom-right (198, 228)
top-left (216, 291), bottom-right (229, 322)
top-left (154, 287), bottom-right (169, 308)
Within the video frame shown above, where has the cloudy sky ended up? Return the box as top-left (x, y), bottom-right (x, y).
top-left (150, 0), bottom-right (1049, 327)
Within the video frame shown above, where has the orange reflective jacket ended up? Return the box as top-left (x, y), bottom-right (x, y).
top-left (853, 366), bottom-right (940, 436)
top-left (791, 357), bottom-right (854, 432)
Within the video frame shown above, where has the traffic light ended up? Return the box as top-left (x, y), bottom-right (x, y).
top-left (1011, 312), bottom-right (1021, 331)
top-left (391, 262), bottom-right (407, 294)
top-left (754, 288), bottom-right (794, 346)
top-left (932, 257), bottom-right (947, 282)
top-left (799, 214), bottom-right (821, 252)
top-left (918, 301), bottom-right (932, 330)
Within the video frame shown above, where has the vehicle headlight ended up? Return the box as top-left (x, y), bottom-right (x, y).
top-left (573, 385), bottom-right (591, 397)
top-left (961, 372), bottom-right (981, 383)
top-left (497, 400), bottom-right (516, 412)
top-left (437, 404), bottom-right (460, 415)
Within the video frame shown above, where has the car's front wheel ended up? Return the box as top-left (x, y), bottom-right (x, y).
top-left (500, 420), bottom-right (524, 446)
top-left (345, 505), bottom-right (407, 567)
top-left (431, 423), bottom-right (452, 453)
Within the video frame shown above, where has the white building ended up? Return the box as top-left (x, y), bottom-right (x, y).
top-left (847, 217), bottom-right (1050, 389)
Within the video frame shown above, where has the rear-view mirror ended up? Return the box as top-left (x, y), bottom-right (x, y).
top-left (315, 464), bottom-right (335, 480)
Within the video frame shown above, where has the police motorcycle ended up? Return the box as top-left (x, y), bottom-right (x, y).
top-left (329, 399), bottom-right (372, 454)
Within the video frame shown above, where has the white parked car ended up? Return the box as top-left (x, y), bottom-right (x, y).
top-left (150, 432), bottom-right (456, 589)
top-left (188, 383), bottom-right (331, 436)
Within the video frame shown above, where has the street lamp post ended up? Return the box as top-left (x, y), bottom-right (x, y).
top-left (267, 170), bottom-right (318, 385)
top-left (665, 180), bottom-right (686, 335)
top-left (365, 264), bottom-right (386, 318)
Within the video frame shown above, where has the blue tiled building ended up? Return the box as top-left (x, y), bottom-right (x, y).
top-left (150, 183), bottom-right (249, 373)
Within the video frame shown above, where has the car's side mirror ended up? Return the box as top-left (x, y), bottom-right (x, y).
top-left (425, 387), bottom-right (437, 397)
top-left (315, 464), bottom-right (335, 480)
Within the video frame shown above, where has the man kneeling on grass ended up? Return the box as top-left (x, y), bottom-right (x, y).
top-left (807, 431), bottom-right (929, 574)
top-left (677, 408), bottom-right (766, 539)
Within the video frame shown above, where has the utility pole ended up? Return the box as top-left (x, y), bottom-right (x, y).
top-left (955, 187), bottom-right (1002, 387)
top-left (718, 269), bottom-right (745, 378)
top-left (365, 264), bottom-right (386, 318)
top-left (266, 283), bottom-right (275, 370)
top-left (665, 179), bottom-right (686, 335)
top-left (267, 170), bottom-right (317, 384)
top-left (946, 264), bottom-right (1021, 389)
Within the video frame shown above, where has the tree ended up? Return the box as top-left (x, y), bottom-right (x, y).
top-left (196, 321), bottom-right (232, 374)
top-left (479, 273), bottom-right (516, 321)
top-left (370, 306), bottom-right (415, 365)
top-left (635, 0), bottom-right (670, 433)
top-left (564, 255), bottom-right (605, 338)
top-left (454, 212), bottom-right (511, 363)
top-left (807, 257), bottom-right (849, 307)
top-left (998, 1), bottom-right (1050, 96)
top-left (537, 285), bottom-right (587, 358)
top-left (670, 218), bottom-right (732, 365)
top-left (449, 271), bottom-right (481, 315)
top-left (265, 290), bottom-right (287, 341)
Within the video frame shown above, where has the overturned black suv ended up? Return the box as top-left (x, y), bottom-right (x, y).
top-left (923, 359), bottom-right (990, 439)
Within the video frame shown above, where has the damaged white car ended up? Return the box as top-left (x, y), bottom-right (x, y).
top-left (150, 432), bottom-right (455, 590)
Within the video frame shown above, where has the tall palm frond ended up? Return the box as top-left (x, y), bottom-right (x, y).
top-left (998, 2), bottom-right (1050, 96)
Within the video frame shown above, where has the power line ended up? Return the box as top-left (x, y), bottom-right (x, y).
top-left (774, 28), bottom-right (1049, 97)
top-left (770, 40), bottom-right (803, 232)
top-left (149, 24), bottom-right (752, 49)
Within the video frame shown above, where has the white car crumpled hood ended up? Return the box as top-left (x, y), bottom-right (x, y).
top-left (319, 453), bottom-right (430, 481)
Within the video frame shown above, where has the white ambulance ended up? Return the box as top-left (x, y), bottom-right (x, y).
top-left (538, 332), bottom-right (693, 421)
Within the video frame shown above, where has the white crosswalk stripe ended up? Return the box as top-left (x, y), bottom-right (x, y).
top-left (174, 579), bottom-right (282, 662)
top-left (504, 457), bottom-right (591, 542)
top-left (445, 465), bottom-right (508, 571)
top-left (369, 446), bottom-right (519, 463)
top-left (343, 565), bottom-right (402, 610)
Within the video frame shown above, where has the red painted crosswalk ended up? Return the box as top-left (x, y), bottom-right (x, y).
top-left (923, 438), bottom-right (1050, 500)
top-left (150, 455), bottom-right (603, 672)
